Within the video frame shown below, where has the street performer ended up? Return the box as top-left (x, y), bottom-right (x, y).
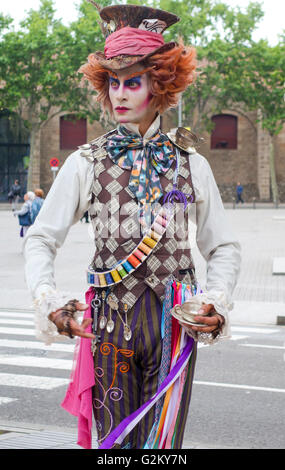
top-left (23, 3), bottom-right (241, 449)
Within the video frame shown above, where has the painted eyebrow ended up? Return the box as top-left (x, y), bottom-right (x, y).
top-left (107, 66), bottom-right (154, 81)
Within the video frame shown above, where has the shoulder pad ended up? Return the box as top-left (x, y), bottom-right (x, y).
top-left (78, 129), bottom-right (116, 161)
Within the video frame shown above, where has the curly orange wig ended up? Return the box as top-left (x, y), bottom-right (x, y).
top-left (79, 40), bottom-right (196, 115)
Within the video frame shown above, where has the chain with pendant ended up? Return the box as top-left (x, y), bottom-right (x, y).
top-left (106, 293), bottom-right (132, 341)
top-left (91, 290), bottom-right (133, 345)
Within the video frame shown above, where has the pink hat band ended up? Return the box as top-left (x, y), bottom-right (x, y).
top-left (104, 26), bottom-right (165, 59)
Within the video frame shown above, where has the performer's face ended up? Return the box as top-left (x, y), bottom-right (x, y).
top-left (109, 64), bottom-right (156, 126)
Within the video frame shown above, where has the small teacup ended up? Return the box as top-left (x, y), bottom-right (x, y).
top-left (171, 299), bottom-right (206, 327)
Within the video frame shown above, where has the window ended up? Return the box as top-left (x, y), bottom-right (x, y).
top-left (60, 115), bottom-right (87, 149)
top-left (211, 114), bottom-right (237, 149)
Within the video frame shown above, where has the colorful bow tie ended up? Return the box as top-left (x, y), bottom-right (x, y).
top-left (106, 126), bottom-right (176, 206)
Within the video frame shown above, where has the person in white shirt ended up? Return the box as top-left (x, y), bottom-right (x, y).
top-left (23, 4), bottom-right (241, 450)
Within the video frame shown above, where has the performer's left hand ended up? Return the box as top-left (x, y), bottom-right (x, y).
top-left (180, 303), bottom-right (224, 334)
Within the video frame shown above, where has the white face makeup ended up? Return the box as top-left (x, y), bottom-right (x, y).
top-left (108, 65), bottom-right (156, 127)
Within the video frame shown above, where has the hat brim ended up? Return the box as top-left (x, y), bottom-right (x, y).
top-left (93, 42), bottom-right (177, 71)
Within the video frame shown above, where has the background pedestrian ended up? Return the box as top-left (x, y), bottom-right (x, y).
top-left (14, 191), bottom-right (35, 238)
top-left (236, 182), bottom-right (244, 204)
top-left (31, 188), bottom-right (45, 223)
top-left (8, 179), bottom-right (22, 211)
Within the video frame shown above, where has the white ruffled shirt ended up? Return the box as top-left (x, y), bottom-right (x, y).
top-left (23, 116), bottom-right (241, 344)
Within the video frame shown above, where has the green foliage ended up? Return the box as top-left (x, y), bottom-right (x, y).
top-left (153, 0), bottom-right (284, 137)
top-left (157, 0), bottom-right (263, 46)
top-left (23, 156), bottom-right (30, 169)
top-left (237, 40), bottom-right (285, 136)
top-left (0, 0), bottom-right (103, 130)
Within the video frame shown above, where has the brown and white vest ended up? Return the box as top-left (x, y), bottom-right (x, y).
top-left (81, 131), bottom-right (197, 313)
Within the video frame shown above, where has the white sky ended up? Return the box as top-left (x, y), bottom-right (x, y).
top-left (1, 0), bottom-right (284, 44)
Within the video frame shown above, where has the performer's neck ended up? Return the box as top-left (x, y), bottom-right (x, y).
top-left (122, 113), bottom-right (160, 138)
top-left (139, 112), bottom-right (158, 137)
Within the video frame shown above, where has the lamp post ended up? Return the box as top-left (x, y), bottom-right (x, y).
top-left (178, 96), bottom-right (182, 127)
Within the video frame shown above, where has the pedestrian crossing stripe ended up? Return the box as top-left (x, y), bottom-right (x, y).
top-left (0, 373), bottom-right (70, 390)
top-left (231, 326), bottom-right (279, 334)
top-left (0, 339), bottom-right (74, 352)
top-left (0, 312), bottom-right (34, 319)
top-left (0, 319), bottom-right (34, 326)
top-left (0, 327), bottom-right (38, 336)
top-left (0, 397), bottom-right (17, 405)
top-left (0, 355), bottom-right (73, 370)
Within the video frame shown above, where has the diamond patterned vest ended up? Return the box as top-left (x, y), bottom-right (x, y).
top-left (80, 131), bottom-right (196, 312)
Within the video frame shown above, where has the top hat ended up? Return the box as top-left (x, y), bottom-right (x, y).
top-left (89, 2), bottom-right (180, 70)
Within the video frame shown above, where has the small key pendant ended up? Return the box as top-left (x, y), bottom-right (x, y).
top-left (91, 339), bottom-right (97, 355)
top-left (91, 333), bottom-right (101, 356)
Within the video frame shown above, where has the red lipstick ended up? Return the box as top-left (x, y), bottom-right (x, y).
top-left (115, 106), bottom-right (130, 114)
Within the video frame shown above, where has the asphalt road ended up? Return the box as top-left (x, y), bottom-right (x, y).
top-left (186, 324), bottom-right (285, 449)
top-left (0, 312), bottom-right (284, 449)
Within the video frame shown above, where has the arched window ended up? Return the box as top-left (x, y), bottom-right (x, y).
top-left (60, 115), bottom-right (87, 149)
top-left (211, 114), bottom-right (238, 149)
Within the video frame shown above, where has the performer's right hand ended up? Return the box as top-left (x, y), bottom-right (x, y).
top-left (49, 301), bottom-right (96, 339)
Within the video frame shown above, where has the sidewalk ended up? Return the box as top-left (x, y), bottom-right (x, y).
top-left (0, 421), bottom-right (238, 449)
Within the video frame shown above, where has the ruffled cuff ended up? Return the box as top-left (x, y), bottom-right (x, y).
top-left (33, 287), bottom-right (78, 345)
top-left (186, 290), bottom-right (232, 345)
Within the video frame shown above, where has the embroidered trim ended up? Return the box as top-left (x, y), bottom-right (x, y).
top-left (93, 342), bottom-right (134, 445)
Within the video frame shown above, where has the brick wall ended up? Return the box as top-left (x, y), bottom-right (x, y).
top-left (196, 111), bottom-right (259, 202)
top-left (40, 112), bottom-right (106, 197)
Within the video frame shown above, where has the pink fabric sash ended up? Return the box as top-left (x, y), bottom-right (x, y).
top-left (104, 26), bottom-right (165, 58)
top-left (61, 287), bottom-right (95, 449)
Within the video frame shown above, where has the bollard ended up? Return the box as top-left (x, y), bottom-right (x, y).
top-left (232, 197), bottom-right (236, 209)
top-left (252, 197), bottom-right (256, 209)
